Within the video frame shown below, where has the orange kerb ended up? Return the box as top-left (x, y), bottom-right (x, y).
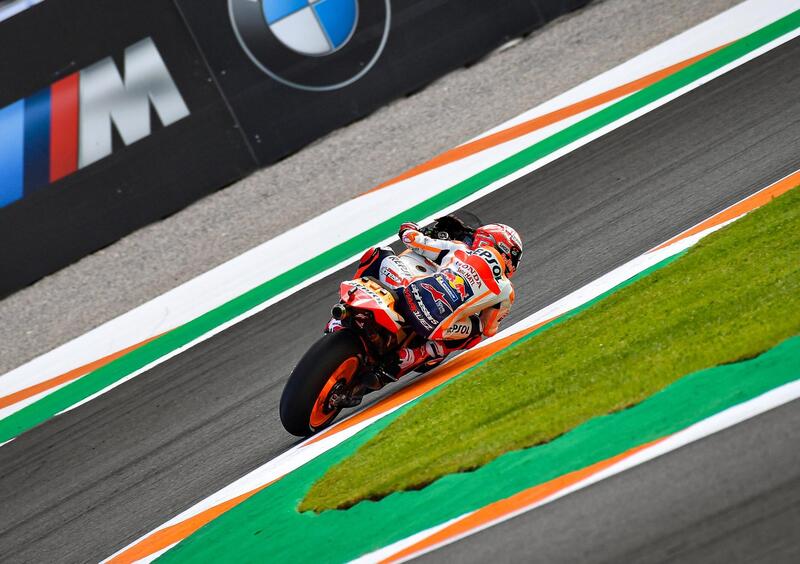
top-left (365, 46), bottom-right (725, 195)
top-left (103, 320), bottom-right (551, 562)
top-left (307, 317), bottom-right (554, 446)
top-left (106, 480), bottom-right (277, 564)
top-left (0, 333), bottom-right (164, 410)
top-left (379, 438), bottom-right (666, 563)
top-left (651, 170), bottom-right (800, 252)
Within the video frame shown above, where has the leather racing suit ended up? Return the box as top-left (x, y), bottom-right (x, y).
top-left (351, 228), bottom-right (515, 375)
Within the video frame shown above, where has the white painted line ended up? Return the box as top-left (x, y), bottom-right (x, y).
top-left (3, 0), bottom-right (795, 418)
top-left (350, 516), bottom-right (472, 564)
top-left (109, 160), bottom-right (800, 560)
top-left (364, 379), bottom-right (800, 563)
top-left (101, 406), bottom-right (404, 563)
top-left (25, 16), bottom-right (800, 425)
top-left (474, 0), bottom-right (799, 139)
top-left (105, 200), bottom-right (744, 563)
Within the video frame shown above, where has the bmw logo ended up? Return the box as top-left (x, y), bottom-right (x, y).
top-left (229, 0), bottom-right (392, 91)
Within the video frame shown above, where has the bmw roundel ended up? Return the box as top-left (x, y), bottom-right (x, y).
top-left (229, 0), bottom-right (392, 91)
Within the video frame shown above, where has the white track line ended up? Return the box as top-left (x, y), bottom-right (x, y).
top-left (3, 0), bottom-right (796, 419)
top-left (23, 17), bottom-right (800, 423)
top-left (105, 164), bottom-right (792, 563)
top-left (361, 379), bottom-right (800, 563)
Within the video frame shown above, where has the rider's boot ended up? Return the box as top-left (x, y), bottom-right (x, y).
top-left (388, 341), bottom-right (446, 378)
top-left (341, 342), bottom-right (445, 408)
top-left (396, 345), bottom-right (431, 374)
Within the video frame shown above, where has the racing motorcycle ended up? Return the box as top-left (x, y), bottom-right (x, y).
top-left (279, 212), bottom-right (481, 436)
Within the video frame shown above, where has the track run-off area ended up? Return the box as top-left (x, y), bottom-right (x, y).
top-left (2, 1), bottom-right (800, 562)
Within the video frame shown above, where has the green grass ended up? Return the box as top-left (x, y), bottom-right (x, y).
top-left (301, 187), bottom-right (800, 512)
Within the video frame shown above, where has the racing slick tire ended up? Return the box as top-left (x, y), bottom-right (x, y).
top-left (279, 330), bottom-right (364, 436)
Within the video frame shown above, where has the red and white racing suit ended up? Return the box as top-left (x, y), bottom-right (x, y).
top-left (372, 229), bottom-right (516, 374)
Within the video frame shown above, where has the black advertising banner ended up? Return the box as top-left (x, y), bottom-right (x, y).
top-left (175, 0), bottom-right (592, 166)
top-left (0, 0), bottom-right (591, 297)
top-left (0, 0), bottom-right (256, 298)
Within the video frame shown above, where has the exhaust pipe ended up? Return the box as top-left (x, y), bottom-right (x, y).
top-left (331, 303), bottom-right (347, 320)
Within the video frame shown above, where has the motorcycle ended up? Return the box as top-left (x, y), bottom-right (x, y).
top-left (279, 212), bottom-right (482, 436)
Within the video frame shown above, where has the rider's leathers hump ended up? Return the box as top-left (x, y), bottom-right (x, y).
top-left (400, 246), bottom-right (513, 340)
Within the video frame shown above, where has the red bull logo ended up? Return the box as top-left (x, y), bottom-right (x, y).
top-left (443, 270), bottom-right (468, 299)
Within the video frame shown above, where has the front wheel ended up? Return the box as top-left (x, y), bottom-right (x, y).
top-left (279, 330), bottom-right (364, 436)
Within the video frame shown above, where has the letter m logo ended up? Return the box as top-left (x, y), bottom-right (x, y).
top-left (79, 38), bottom-right (190, 167)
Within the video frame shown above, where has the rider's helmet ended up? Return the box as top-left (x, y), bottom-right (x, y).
top-left (472, 224), bottom-right (523, 278)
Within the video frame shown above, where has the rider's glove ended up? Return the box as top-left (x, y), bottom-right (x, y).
top-left (398, 222), bottom-right (419, 239)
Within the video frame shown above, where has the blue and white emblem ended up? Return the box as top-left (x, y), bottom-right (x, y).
top-left (230, 0), bottom-right (391, 91)
top-left (262, 0), bottom-right (358, 56)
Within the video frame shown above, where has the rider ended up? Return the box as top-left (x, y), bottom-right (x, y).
top-left (346, 221), bottom-right (523, 377)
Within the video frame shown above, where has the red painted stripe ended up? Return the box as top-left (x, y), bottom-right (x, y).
top-left (49, 73), bottom-right (79, 182)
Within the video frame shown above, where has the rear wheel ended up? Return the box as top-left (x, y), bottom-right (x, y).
top-left (279, 330), bottom-right (364, 436)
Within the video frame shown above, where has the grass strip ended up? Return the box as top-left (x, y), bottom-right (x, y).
top-left (3, 10), bottom-right (798, 444)
top-left (302, 185), bottom-right (800, 512)
top-left (160, 338), bottom-right (800, 563)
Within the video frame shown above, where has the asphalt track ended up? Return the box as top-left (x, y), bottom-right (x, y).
top-left (1, 36), bottom-right (799, 563)
top-left (422, 398), bottom-right (800, 564)
top-left (0, 0), bottom-right (743, 375)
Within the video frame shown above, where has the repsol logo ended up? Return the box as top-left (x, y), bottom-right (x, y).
top-left (444, 322), bottom-right (471, 338)
top-left (0, 38), bottom-right (189, 208)
top-left (474, 249), bottom-right (504, 281)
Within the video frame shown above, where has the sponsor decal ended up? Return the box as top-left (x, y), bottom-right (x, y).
top-left (381, 266), bottom-right (403, 286)
top-left (409, 283), bottom-right (437, 325)
top-left (386, 256), bottom-right (412, 276)
top-left (405, 294), bottom-right (431, 331)
top-left (403, 287), bottom-right (418, 313)
top-left (420, 282), bottom-right (445, 304)
top-left (444, 322), bottom-right (472, 338)
top-left (456, 261), bottom-right (482, 289)
top-left (0, 37), bottom-right (189, 208)
top-left (351, 280), bottom-right (393, 307)
top-left (436, 274), bottom-right (459, 301)
top-left (229, 0), bottom-right (391, 92)
top-left (421, 282), bottom-right (451, 315)
top-left (414, 313), bottom-right (432, 331)
top-left (442, 270), bottom-right (470, 300)
top-left (474, 248), bottom-right (504, 281)
top-left (404, 286), bottom-right (431, 330)
top-left (381, 255), bottom-right (412, 285)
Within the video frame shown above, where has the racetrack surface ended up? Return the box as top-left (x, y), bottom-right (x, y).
top-left (0, 0), bottom-right (743, 375)
top-left (420, 397), bottom-right (800, 564)
top-left (1, 34), bottom-right (799, 563)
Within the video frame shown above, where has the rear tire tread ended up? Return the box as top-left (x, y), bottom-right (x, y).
top-left (279, 330), bottom-right (363, 436)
